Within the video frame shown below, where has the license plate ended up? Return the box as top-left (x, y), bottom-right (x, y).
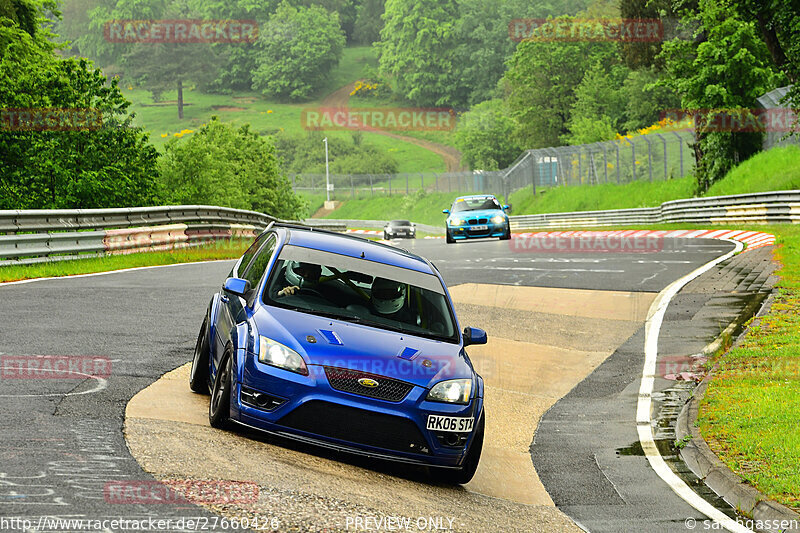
top-left (426, 415), bottom-right (474, 433)
top-left (471, 225), bottom-right (488, 231)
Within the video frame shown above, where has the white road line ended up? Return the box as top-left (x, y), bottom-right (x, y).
top-left (0, 259), bottom-right (235, 288)
top-left (637, 237), bottom-right (752, 533)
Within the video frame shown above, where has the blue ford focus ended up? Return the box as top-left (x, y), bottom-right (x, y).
top-left (443, 194), bottom-right (511, 243)
top-left (190, 223), bottom-right (486, 483)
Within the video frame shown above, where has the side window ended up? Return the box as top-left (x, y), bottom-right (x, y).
top-left (237, 232), bottom-right (270, 278)
top-left (241, 235), bottom-right (277, 290)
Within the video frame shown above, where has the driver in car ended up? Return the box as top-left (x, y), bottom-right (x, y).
top-left (370, 277), bottom-right (417, 324)
top-left (277, 261), bottom-right (322, 297)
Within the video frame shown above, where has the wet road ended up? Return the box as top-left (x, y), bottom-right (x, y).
top-left (0, 236), bottom-right (765, 532)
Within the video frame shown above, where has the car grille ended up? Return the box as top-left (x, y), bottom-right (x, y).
top-left (277, 401), bottom-right (430, 454)
top-left (467, 218), bottom-right (488, 224)
top-left (324, 367), bottom-right (414, 402)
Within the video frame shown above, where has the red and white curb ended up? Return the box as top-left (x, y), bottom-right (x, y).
top-left (419, 229), bottom-right (775, 251)
top-left (512, 229), bottom-right (775, 251)
top-left (345, 229), bottom-right (382, 235)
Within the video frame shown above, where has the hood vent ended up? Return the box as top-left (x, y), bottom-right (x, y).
top-left (318, 329), bottom-right (343, 346)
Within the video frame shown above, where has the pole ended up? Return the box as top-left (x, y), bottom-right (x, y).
top-left (323, 137), bottom-right (330, 202)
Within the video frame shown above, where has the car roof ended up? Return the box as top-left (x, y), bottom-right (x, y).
top-left (280, 226), bottom-right (434, 274)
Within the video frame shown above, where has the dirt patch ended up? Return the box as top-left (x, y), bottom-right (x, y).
top-left (211, 105), bottom-right (247, 112)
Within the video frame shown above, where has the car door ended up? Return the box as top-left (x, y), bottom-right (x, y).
top-left (213, 232), bottom-right (277, 374)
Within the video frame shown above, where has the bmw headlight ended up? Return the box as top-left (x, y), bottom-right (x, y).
top-left (259, 336), bottom-right (308, 375)
top-left (449, 218), bottom-right (465, 226)
top-left (491, 215), bottom-right (505, 224)
top-left (427, 379), bottom-right (472, 404)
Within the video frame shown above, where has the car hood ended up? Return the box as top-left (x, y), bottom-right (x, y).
top-left (255, 306), bottom-right (472, 388)
top-left (450, 209), bottom-right (504, 220)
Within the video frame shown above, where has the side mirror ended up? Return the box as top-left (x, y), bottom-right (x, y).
top-left (463, 327), bottom-right (487, 347)
top-left (503, 204), bottom-right (510, 211)
top-left (442, 209), bottom-right (450, 215)
top-left (223, 277), bottom-right (251, 298)
top-left (412, 223), bottom-right (417, 227)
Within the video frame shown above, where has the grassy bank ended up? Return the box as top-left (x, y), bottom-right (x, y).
top-left (321, 145), bottom-right (800, 222)
top-left (0, 240), bottom-right (251, 283)
top-left (322, 191), bottom-right (465, 227)
top-left (698, 224), bottom-right (800, 511)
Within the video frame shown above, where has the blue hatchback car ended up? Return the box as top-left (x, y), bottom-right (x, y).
top-left (443, 194), bottom-right (511, 243)
top-left (190, 223), bottom-right (487, 483)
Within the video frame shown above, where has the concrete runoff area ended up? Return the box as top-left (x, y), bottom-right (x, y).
top-left (125, 284), bottom-right (656, 531)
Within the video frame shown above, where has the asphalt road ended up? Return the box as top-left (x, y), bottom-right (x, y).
top-left (0, 236), bottom-right (764, 532)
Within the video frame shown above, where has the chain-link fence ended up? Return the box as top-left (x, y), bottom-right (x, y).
top-left (504, 130), bottom-right (696, 194)
top-left (291, 129), bottom-right (697, 201)
top-left (289, 170), bottom-right (507, 200)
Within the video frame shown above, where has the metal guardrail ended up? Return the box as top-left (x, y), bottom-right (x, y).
top-left (508, 190), bottom-right (800, 230)
top-left (0, 206), bottom-right (346, 266)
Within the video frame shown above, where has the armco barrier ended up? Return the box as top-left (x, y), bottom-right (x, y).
top-left (509, 190), bottom-right (800, 230)
top-left (0, 206), bottom-right (346, 266)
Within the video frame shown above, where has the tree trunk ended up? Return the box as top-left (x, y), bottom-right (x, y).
top-left (177, 79), bottom-right (184, 120)
top-left (754, 12), bottom-right (792, 81)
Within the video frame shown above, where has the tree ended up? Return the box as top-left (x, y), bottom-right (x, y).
top-left (159, 118), bottom-right (305, 219)
top-left (562, 61), bottom-right (628, 143)
top-left (377, 0), bottom-right (466, 107)
top-left (352, 0), bottom-right (384, 45)
top-left (251, 2), bottom-right (345, 100)
top-left (0, 21), bottom-right (161, 209)
top-left (659, 0), bottom-right (783, 192)
top-left (620, 67), bottom-right (681, 133)
top-left (454, 99), bottom-right (522, 170)
top-left (502, 32), bottom-right (618, 148)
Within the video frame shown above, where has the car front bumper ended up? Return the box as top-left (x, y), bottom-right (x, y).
top-left (232, 355), bottom-right (483, 467)
top-left (447, 221), bottom-right (507, 239)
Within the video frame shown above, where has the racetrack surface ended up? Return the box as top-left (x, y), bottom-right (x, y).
top-left (0, 237), bottom-right (763, 532)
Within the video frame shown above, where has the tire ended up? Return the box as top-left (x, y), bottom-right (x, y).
top-left (499, 224), bottom-right (511, 241)
top-left (445, 231), bottom-right (455, 244)
top-left (437, 411), bottom-right (485, 485)
top-left (384, 232), bottom-right (389, 240)
top-left (189, 316), bottom-right (210, 394)
top-left (209, 349), bottom-right (233, 429)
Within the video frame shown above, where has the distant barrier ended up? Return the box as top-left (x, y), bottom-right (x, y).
top-left (0, 206), bottom-right (345, 265)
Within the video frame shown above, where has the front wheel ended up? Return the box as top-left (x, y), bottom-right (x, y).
top-left (445, 231), bottom-right (455, 244)
top-left (436, 411), bottom-right (485, 484)
top-left (209, 349), bottom-right (233, 428)
top-left (189, 316), bottom-right (210, 394)
top-left (499, 224), bottom-right (511, 241)
top-left (384, 232), bottom-right (389, 240)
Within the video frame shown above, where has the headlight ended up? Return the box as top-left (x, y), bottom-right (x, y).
top-left (427, 379), bottom-right (472, 404)
top-left (449, 218), bottom-right (465, 226)
top-left (491, 215), bottom-right (505, 224)
top-left (258, 336), bottom-right (308, 375)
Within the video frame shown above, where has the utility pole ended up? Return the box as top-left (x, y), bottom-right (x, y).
top-left (323, 137), bottom-right (330, 202)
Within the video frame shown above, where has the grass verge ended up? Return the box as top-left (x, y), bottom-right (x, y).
top-left (696, 224), bottom-right (800, 512)
top-left (0, 240), bottom-right (251, 283)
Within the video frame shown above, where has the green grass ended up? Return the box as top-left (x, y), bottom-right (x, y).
top-left (697, 224), bottom-right (800, 511)
top-left (322, 191), bottom-right (464, 226)
top-left (705, 145), bottom-right (800, 196)
top-left (0, 240), bottom-right (251, 283)
top-left (508, 177), bottom-right (696, 214)
top-left (120, 46), bottom-right (449, 173)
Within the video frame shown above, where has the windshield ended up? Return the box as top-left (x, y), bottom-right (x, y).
top-left (451, 197), bottom-right (502, 213)
top-left (263, 245), bottom-right (458, 343)
top-left (390, 220), bottom-right (411, 227)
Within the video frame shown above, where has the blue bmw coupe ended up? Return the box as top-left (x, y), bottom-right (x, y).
top-left (190, 223), bottom-right (487, 483)
top-left (443, 194), bottom-right (511, 243)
